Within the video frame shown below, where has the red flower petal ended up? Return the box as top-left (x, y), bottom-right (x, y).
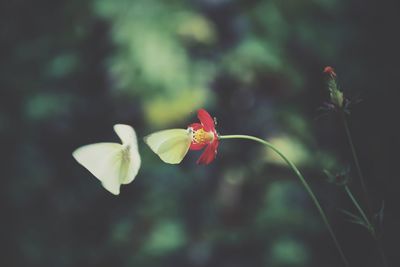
top-left (190, 143), bottom-right (207, 150)
top-left (197, 140), bottom-right (219, 165)
top-left (188, 123), bottom-right (203, 131)
top-left (197, 109), bottom-right (215, 132)
top-left (323, 66), bottom-right (336, 77)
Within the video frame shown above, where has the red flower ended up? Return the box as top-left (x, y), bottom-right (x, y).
top-left (187, 109), bottom-right (219, 165)
top-left (323, 66), bottom-right (337, 77)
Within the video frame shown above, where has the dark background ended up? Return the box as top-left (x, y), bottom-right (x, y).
top-left (1, 0), bottom-right (399, 266)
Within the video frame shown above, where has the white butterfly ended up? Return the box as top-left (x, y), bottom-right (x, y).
top-left (144, 129), bottom-right (192, 164)
top-left (72, 124), bottom-right (141, 195)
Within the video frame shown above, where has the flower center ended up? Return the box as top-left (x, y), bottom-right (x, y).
top-left (191, 128), bottom-right (214, 144)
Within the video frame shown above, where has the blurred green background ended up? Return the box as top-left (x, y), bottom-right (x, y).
top-left (2, 0), bottom-right (399, 266)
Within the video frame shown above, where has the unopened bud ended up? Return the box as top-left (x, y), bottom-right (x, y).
top-left (324, 66), bottom-right (344, 109)
top-left (330, 86), bottom-right (344, 108)
top-left (324, 66), bottom-right (337, 77)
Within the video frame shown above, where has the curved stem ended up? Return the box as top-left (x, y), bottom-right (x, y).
top-left (219, 134), bottom-right (350, 267)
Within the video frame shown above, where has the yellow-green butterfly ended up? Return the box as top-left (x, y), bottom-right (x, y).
top-left (144, 129), bottom-right (192, 164)
top-left (72, 124), bottom-right (141, 195)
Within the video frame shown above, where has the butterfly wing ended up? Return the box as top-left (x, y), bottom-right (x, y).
top-left (114, 124), bottom-right (137, 146)
top-left (113, 124), bottom-right (141, 185)
top-left (73, 143), bottom-right (123, 194)
top-left (144, 129), bottom-right (191, 164)
top-left (73, 125), bottom-right (141, 195)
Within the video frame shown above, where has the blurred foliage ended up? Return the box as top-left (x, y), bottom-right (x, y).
top-left (95, 0), bottom-right (216, 127)
top-left (1, 0), bottom-right (399, 266)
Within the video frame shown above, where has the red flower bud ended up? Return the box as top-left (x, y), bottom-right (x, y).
top-left (324, 66), bottom-right (337, 77)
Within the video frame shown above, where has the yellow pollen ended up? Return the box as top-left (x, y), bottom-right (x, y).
top-left (192, 128), bottom-right (214, 144)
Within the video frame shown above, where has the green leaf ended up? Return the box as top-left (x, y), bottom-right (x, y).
top-left (340, 209), bottom-right (370, 231)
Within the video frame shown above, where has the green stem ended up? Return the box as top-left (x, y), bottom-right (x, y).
top-left (344, 185), bottom-right (388, 267)
top-left (344, 185), bottom-right (374, 234)
top-left (342, 114), bottom-right (372, 216)
top-left (219, 134), bottom-right (350, 267)
top-left (377, 238), bottom-right (389, 267)
top-left (342, 115), bottom-right (389, 267)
